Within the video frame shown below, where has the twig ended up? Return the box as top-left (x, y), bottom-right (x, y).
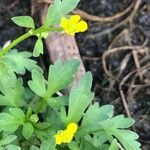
top-left (91, 0), bottom-right (141, 38)
top-left (119, 64), bottom-right (150, 117)
top-left (132, 50), bottom-right (143, 81)
top-left (102, 46), bottom-right (146, 80)
top-left (37, 0), bottom-right (53, 4)
top-left (8, 0), bottom-right (19, 9)
top-left (82, 56), bottom-right (100, 61)
top-left (72, 0), bottom-right (134, 22)
top-left (119, 88), bottom-right (131, 117)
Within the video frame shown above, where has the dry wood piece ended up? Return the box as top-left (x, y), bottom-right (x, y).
top-left (45, 32), bottom-right (86, 84)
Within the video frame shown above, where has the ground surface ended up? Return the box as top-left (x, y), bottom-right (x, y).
top-left (0, 0), bottom-right (150, 149)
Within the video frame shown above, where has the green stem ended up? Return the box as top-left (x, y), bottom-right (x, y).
top-left (0, 32), bottom-right (31, 57)
top-left (35, 94), bottom-right (50, 114)
top-left (0, 26), bottom-right (63, 57)
top-left (34, 99), bottom-right (47, 115)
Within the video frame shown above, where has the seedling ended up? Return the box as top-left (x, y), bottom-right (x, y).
top-left (0, 0), bottom-right (141, 149)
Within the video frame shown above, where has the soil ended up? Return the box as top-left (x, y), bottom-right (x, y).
top-left (76, 0), bottom-right (150, 149)
top-left (0, 0), bottom-right (150, 149)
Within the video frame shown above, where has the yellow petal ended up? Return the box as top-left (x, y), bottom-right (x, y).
top-left (63, 135), bottom-right (73, 143)
top-left (64, 27), bottom-right (75, 36)
top-left (70, 15), bottom-right (81, 24)
top-left (68, 32), bottom-right (75, 36)
top-left (61, 130), bottom-right (73, 143)
top-left (75, 21), bottom-right (88, 32)
top-left (61, 17), bottom-right (69, 28)
top-left (67, 123), bottom-right (78, 133)
top-left (55, 133), bottom-right (63, 144)
top-left (54, 123), bottom-right (78, 145)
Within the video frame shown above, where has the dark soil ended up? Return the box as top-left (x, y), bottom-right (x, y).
top-left (0, 0), bottom-right (150, 149)
top-left (76, 0), bottom-right (150, 149)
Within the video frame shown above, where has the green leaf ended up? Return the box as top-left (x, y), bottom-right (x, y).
top-left (11, 16), bottom-right (35, 29)
top-left (22, 122), bottom-right (34, 139)
top-left (81, 103), bottom-right (114, 126)
top-left (109, 139), bottom-right (118, 150)
top-left (9, 108), bottom-right (25, 120)
top-left (47, 59), bottom-right (80, 96)
top-left (30, 146), bottom-right (39, 150)
top-left (79, 115), bottom-right (141, 150)
top-left (45, 0), bottom-right (80, 26)
top-left (33, 38), bottom-right (43, 57)
top-left (40, 138), bottom-right (56, 150)
top-left (111, 129), bottom-right (141, 150)
top-left (0, 109), bottom-right (25, 133)
top-left (64, 72), bottom-right (94, 123)
top-left (0, 61), bottom-right (17, 91)
top-left (103, 115), bottom-right (135, 129)
top-left (34, 122), bottom-right (50, 130)
top-left (80, 137), bottom-right (98, 150)
top-left (2, 49), bottom-right (43, 74)
top-left (47, 108), bottom-right (64, 130)
top-left (0, 78), bottom-right (24, 107)
top-left (34, 128), bottom-right (54, 141)
top-left (61, 0), bottom-right (80, 15)
top-left (68, 141), bottom-right (81, 150)
top-left (5, 145), bottom-right (21, 150)
top-left (81, 132), bottom-right (108, 148)
top-left (28, 70), bottom-right (46, 98)
top-left (0, 135), bottom-right (17, 147)
top-left (23, 87), bottom-right (34, 101)
top-left (48, 96), bottom-right (68, 110)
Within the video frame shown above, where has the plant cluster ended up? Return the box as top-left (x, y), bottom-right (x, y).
top-left (0, 0), bottom-right (141, 149)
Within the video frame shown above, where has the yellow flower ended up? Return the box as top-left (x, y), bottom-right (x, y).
top-left (61, 15), bottom-right (88, 36)
top-left (55, 123), bottom-right (78, 145)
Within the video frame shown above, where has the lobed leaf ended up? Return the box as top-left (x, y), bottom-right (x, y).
top-left (103, 115), bottom-right (135, 129)
top-left (63, 72), bottom-right (94, 123)
top-left (68, 141), bottom-right (81, 150)
top-left (33, 38), bottom-right (43, 57)
top-left (2, 49), bottom-right (43, 74)
top-left (82, 134), bottom-right (108, 149)
top-left (28, 70), bottom-right (46, 98)
top-left (79, 115), bottom-right (140, 150)
top-left (0, 135), bottom-right (17, 147)
top-left (47, 96), bottom-right (68, 110)
top-left (0, 109), bottom-right (25, 133)
top-left (40, 138), bottom-right (56, 150)
top-left (0, 78), bottom-right (24, 107)
top-left (0, 61), bottom-right (17, 91)
top-left (45, 0), bottom-right (80, 26)
top-left (34, 122), bottom-right (50, 130)
top-left (47, 59), bottom-right (80, 96)
top-left (4, 145), bottom-right (21, 150)
top-left (111, 129), bottom-right (141, 150)
top-left (81, 103), bottom-right (114, 127)
top-left (9, 108), bottom-right (25, 120)
top-left (22, 122), bottom-right (34, 139)
top-left (30, 146), bottom-right (39, 150)
top-left (109, 139), bottom-right (118, 150)
top-left (11, 16), bottom-right (35, 29)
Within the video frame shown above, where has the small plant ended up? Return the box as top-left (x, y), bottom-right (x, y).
top-left (0, 0), bottom-right (141, 149)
